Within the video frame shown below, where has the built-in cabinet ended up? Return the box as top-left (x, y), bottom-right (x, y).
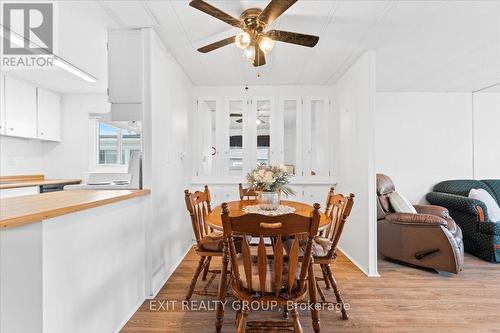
top-left (0, 75), bottom-right (61, 142)
top-left (3, 76), bottom-right (37, 138)
top-left (192, 94), bottom-right (335, 205)
top-left (194, 95), bottom-right (333, 180)
top-left (107, 29), bottom-right (143, 121)
top-left (198, 183), bottom-right (331, 207)
top-left (37, 88), bottom-right (62, 141)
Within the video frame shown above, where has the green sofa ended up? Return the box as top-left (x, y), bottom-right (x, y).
top-left (427, 179), bottom-right (500, 263)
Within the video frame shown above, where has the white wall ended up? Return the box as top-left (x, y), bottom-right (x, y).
top-left (375, 92), bottom-right (500, 203)
top-left (142, 29), bottom-right (194, 295)
top-left (473, 92), bottom-right (500, 179)
top-left (375, 92), bottom-right (474, 203)
top-left (0, 94), bottom-right (110, 178)
top-left (42, 94), bottom-right (110, 179)
top-left (42, 197), bottom-right (146, 333)
top-left (332, 51), bottom-right (378, 277)
top-left (0, 136), bottom-right (44, 175)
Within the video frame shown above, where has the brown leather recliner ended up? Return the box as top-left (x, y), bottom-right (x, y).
top-left (376, 174), bottom-right (464, 274)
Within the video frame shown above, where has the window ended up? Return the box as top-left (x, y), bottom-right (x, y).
top-left (98, 122), bottom-right (141, 165)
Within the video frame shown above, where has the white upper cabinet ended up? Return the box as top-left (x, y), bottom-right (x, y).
top-left (1, 76), bottom-right (62, 141)
top-left (108, 30), bottom-right (143, 104)
top-left (37, 88), bottom-right (62, 141)
top-left (226, 98), bottom-right (247, 176)
top-left (0, 75), bottom-right (5, 135)
top-left (303, 97), bottom-right (331, 178)
top-left (279, 97), bottom-right (302, 176)
top-left (4, 76), bottom-right (37, 138)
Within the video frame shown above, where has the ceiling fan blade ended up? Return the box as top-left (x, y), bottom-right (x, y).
top-left (258, 0), bottom-right (297, 26)
top-left (253, 44), bottom-right (266, 67)
top-left (198, 36), bottom-right (236, 53)
top-left (189, 0), bottom-right (242, 28)
top-left (236, 119), bottom-right (243, 123)
top-left (266, 29), bottom-right (319, 47)
top-left (229, 113), bottom-right (243, 117)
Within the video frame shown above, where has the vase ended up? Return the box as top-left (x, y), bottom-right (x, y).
top-left (258, 191), bottom-right (280, 211)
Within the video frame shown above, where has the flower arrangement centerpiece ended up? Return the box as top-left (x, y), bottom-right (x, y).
top-left (246, 164), bottom-right (295, 210)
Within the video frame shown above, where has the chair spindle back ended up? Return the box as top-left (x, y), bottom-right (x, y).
top-left (184, 185), bottom-right (213, 244)
top-left (221, 203), bottom-right (321, 297)
top-left (239, 183), bottom-right (258, 200)
top-left (323, 192), bottom-right (355, 258)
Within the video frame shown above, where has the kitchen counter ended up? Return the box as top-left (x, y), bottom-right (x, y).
top-left (0, 187), bottom-right (150, 333)
top-left (0, 174), bottom-right (81, 189)
top-left (0, 189), bottom-right (151, 228)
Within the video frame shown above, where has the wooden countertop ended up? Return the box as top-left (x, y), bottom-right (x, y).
top-left (0, 179), bottom-right (82, 189)
top-left (0, 189), bottom-right (151, 229)
top-left (0, 174), bottom-right (81, 189)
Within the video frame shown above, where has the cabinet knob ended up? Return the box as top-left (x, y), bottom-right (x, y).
top-left (8, 127), bottom-right (13, 131)
top-left (40, 132), bottom-right (44, 135)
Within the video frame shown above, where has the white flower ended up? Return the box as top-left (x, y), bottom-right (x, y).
top-left (263, 171), bottom-right (274, 183)
top-left (257, 169), bottom-right (266, 177)
top-left (279, 164), bottom-right (287, 172)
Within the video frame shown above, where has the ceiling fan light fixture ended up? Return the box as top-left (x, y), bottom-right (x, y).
top-left (242, 46), bottom-right (255, 62)
top-left (235, 31), bottom-right (251, 49)
top-left (258, 36), bottom-right (274, 54)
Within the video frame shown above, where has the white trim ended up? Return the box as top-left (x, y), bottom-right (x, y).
top-left (191, 178), bottom-right (337, 185)
top-left (366, 50), bottom-right (379, 277)
top-left (337, 246), bottom-right (380, 278)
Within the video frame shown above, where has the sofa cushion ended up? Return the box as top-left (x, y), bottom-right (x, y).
top-left (434, 180), bottom-right (495, 198)
top-left (388, 191), bottom-right (417, 214)
top-left (469, 189), bottom-right (500, 222)
top-left (481, 180), bottom-right (500, 205)
top-left (477, 221), bottom-right (500, 236)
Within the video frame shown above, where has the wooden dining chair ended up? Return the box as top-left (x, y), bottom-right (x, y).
top-left (314, 192), bottom-right (355, 319)
top-left (184, 185), bottom-right (223, 301)
top-left (239, 183), bottom-right (258, 200)
top-left (221, 202), bottom-right (321, 333)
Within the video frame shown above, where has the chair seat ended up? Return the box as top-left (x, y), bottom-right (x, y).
top-left (236, 254), bottom-right (296, 293)
top-left (198, 231), bottom-right (224, 252)
top-left (284, 236), bottom-right (333, 258)
top-left (312, 236), bottom-right (333, 258)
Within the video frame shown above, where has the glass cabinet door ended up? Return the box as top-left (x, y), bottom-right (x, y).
top-left (254, 98), bottom-right (272, 166)
top-left (305, 97), bottom-right (330, 177)
top-left (282, 99), bottom-right (300, 175)
top-left (227, 99), bottom-right (245, 176)
top-left (198, 99), bottom-right (219, 177)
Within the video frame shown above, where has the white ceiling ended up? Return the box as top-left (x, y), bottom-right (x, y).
top-left (1, 1), bottom-right (499, 93)
top-left (2, 1), bottom-right (117, 94)
top-left (141, 0), bottom-right (500, 91)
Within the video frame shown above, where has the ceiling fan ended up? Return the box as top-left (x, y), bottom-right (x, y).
top-left (189, 0), bottom-right (320, 67)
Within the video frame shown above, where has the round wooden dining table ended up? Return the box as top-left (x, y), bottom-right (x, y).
top-left (206, 199), bottom-right (331, 231)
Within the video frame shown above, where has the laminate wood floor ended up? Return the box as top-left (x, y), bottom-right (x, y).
top-left (121, 249), bottom-right (500, 333)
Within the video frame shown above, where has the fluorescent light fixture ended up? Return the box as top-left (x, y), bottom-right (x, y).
top-left (0, 24), bottom-right (98, 83)
top-left (52, 57), bottom-right (98, 83)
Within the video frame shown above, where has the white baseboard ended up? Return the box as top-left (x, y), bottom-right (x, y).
top-left (337, 246), bottom-right (380, 277)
